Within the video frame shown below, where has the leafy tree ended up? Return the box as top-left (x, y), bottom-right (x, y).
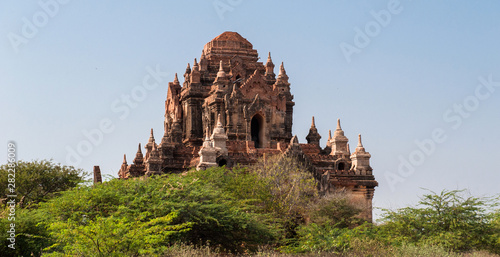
top-left (308, 191), bottom-right (366, 229)
top-left (284, 192), bottom-right (372, 254)
top-left (45, 212), bottom-right (192, 256)
top-left (0, 160), bottom-right (87, 257)
top-left (39, 167), bottom-right (276, 255)
top-left (378, 189), bottom-right (500, 253)
top-left (249, 156), bottom-right (318, 240)
top-left (250, 156), bottom-right (317, 217)
top-left (0, 160), bottom-right (87, 208)
top-left (0, 207), bottom-right (52, 257)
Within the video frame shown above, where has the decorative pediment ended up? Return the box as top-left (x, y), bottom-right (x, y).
top-left (239, 70), bottom-right (272, 100)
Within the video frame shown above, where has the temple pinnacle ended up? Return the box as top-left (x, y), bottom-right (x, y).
top-left (217, 114), bottom-right (222, 127)
top-left (173, 73), bottom-right (179, 84)
top-left (279, 62), bottom-right (286, 75)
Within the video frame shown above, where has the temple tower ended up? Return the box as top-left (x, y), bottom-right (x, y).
top-left (117, 31), bottom-right (378, 221)
top-left (306, 116), bottom-right (321, 146)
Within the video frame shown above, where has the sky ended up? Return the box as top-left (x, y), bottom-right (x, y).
top-left (1, 0), bottom-right (499, 220)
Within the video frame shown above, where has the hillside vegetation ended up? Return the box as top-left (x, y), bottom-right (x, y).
top-left (1, 159), bottom-right (499, 256)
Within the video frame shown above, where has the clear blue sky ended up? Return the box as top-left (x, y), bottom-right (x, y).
top-left (1, 0), bottom-right (499, 220)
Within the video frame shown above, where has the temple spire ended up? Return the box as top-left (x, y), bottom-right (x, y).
top-left (199, 53), bottom-right (207, 71)
top-left (173, 73), bottom-right (179, 84)
top-left (334, 119), bottom-right (346, 137)
top-left (123, 154), bottom-right (127, 164)
top-left (205, 127), bottom-right (210, 141)
top-left (218, 60), bottom-right (224, 72)
top-left (133, 143), bottom-right (144, 164)
top-left (306, 116), bottom-right (321, 146)
top-left (190, 58), bottom-right (201, 83)
top-left (276, 62), bottom-right (289, 84)
top-left (331, 119), bottom-right (349, 156)
top-left (351, 133), bottom-right (372, 176)
top-left (266, 52), bottom-right (274, 67)
top-left (148, 128), bottom-right (155, 143)
top-left (326, 129), bottom-right (333, 149)
top-left (217, 114), bottom-right (222, 127)
top-left (215, 60), bottom-right (227, 82)
top-left (279, 62), bottom-right (287, 76)
top-left (265, 52), bottom-right (275, 78)
top-left (183, 63), bottom-right (191, 84)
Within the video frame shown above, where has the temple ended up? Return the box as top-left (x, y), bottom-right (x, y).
top-left (117, 32), bottom-right (378, 220)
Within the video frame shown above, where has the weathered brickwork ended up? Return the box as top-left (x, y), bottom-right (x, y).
top-left (117, 32), bottom-right (378, 220)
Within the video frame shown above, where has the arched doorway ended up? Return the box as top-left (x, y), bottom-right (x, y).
top-left (218, 159), bottom-right (227, 167)
top-left (251, 114), bottom-right (264, 148)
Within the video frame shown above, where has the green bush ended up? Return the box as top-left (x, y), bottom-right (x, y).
top-left (378, 189), bottom-right (500, 254)
top-left (308, 192), bottom-right (366, 229)
top-left (39, 167), bottom-right (276, 255)
top-left (0, 160), bottom-right (87, 257)
top-left (283, 192), bottom-right (372, 254)
top-left (3, 159), bottom-right (500, 256)
top-left (250, 156), bottom-right (318, 240)
top-left (0, 160), bottom-right (87, 209)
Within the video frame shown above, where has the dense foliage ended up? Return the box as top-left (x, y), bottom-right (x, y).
top-left (378, 189), bottom-right (500, 253)
top-left (1, 159), bottom-right (499, 256)
top-left (0, 160), bottom-right (87, 208)
top-left (0, 160), bottom-right (87, 256)
top-left (287, 189), bottom-right (500, 256)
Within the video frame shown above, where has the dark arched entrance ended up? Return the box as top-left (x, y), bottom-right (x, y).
top-left (218, 159), bottom-right (227, 167)
top-left (251, 114), bottom-right (264, 148)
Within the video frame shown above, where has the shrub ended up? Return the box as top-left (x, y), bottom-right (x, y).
top-left (308, 191), bottom-right (366, 229)
top-left (40, 167), bottom-right (276, 255)
top-left (378, 189), bottom-right (500, 254)
top-left (0, 160), bottom-right (87, 257)
top-left (0, 160), bottom-right (87, 209)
